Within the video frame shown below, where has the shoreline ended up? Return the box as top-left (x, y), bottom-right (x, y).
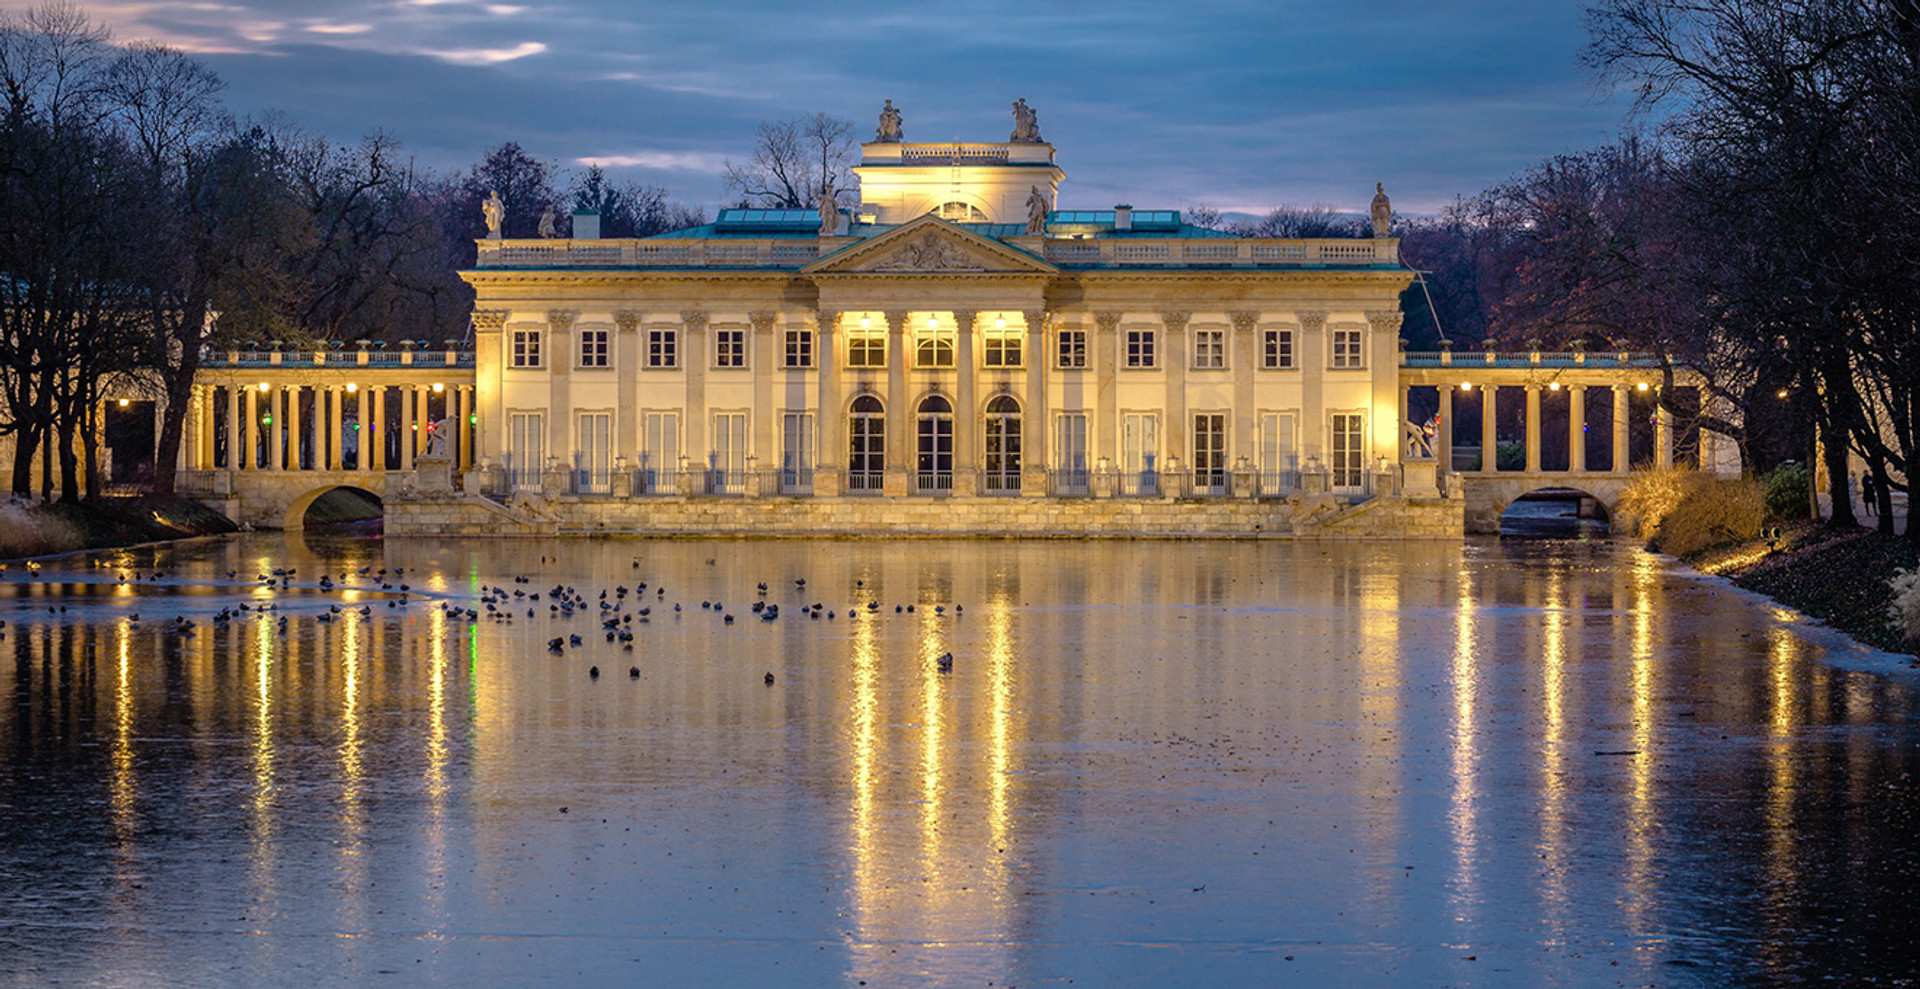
top-left (1684, 521), bottom-right (1917, 659)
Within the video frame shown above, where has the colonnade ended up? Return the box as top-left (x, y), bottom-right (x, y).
top-left (182, 381), bottom-right (476, 473)
top-left (1427, 381), bottom-right (1673, 474)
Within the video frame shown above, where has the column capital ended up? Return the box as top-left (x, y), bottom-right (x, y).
top-left (1297, 311), bottom-right (1327, 332)
top-left (1022, 310), bottom-right (1049, 331)
top-left (680, 310), bottom-right (708, 331)
top-left (1568, 382), bottom-right (1587, 393)
top-left (613, 311), bottom-right (641, 333)
top-left (883, 310), bottom-right (909, 331)
top-left (1229, 311), bottom-right (1260, 334)
top-left (815, 310), bottom-right (839, 332)
top-left (1365, 310), bottom-right (1405, 334)
top-left (1093, 311), bottom-right (1122, 333)
top-left (950, 310), bottom-right (977, 331)
top-left (471, 309), bottom-right (508, 334)
top-left (1523, 382), bottom-right (1543, 393)
top-left (1160, 310), bottom-right (1191, 332)
top-left (547, 309), bottom-right (578, 331)
top-left (749, 311), bottom-right (778, 334)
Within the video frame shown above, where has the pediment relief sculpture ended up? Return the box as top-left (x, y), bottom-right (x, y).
top-left (865, 232), bottom-right (988, 272)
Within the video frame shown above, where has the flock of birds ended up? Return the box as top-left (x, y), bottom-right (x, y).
top-left (3, 557), bottom-right (963, 683)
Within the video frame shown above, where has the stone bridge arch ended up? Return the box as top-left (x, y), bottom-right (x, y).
top-left (282, 483), bottom-right (385, 530)
top-left (1459, 473), bottom-right (1633, 534)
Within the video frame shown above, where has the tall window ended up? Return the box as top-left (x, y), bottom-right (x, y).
top-left (1057, 327), bottom-right (1087, 369)
top-left (847, 322), bottom-right (886, 368)
top-left (916, 318), bottom-right (954, 368)
top-left (1331, 412), bottom-right (1365, 489)
top-left (575, 411), bottom-right (612, 492)
top-left (710, 412), bottom-right (747, 492)
top-left (1055, 413), bottom-right (1089, 492)
top-left (647, 328), bottom-right (677, 369)
top-left (781, 412), bottom-right (814, 492)
top-left (508, 411), bottom-right (543, 490)
top-left (916, 395), bottom-right (954, 491)
top-left (639, 411), bottom-right (679, 493)
top-left (983, 395), bottom-right (1021, 493)
top-left (715, 328), bottom-right (746, 368)
top-left (1192, 413), bottom-right (1227, 492)
top-left (783, 328), bottom-right (814, 369)
top-left (578, 328), bottom-right (609, 368)
top-left (1262, 328), bottom-right (1295, 369)
top-left (848, 395), bottom-right (885, 492)
top-left (1122, 412), bottom-right (1159, 495)
top-left (1331, 328), bottom-right (1364, 369)
top-left (983, 319), bottom-right (1023, 368)
top-left (1259, 411), bottom-right (1297, 492)
top-left (1193, 328), bottom-right (1225, 370)
top-left (1125, 327), bottom-right (1156, 368)
top-left (510, 328), bottom-right (542, 368)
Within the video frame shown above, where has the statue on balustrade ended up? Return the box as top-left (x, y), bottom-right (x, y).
top-left (537, 206), bottom-right (557, 238)
top-left (1402, 418), bottom-right (1434, 460)
top-left (875, 99), bottom-right (903, 142)
top-left (1370, 182), bottom-right (1392, 238)
top-left (482, 190), bottom-right (505, 238)
top-left (816, 181), bottom-right (840, 237)
top-left (424, 418), bottom-right (453, 458)
top-left (1024, 185), bottom-right (1050, 235)
top-left (1010, 98), bottom-right (1042, 143)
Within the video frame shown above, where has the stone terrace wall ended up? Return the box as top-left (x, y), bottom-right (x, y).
top-left (388, 494), bottom-right (1463, 540)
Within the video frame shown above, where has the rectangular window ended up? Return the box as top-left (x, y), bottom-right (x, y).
top-left (983, 322), bottom-right (1023, 368)
top-left (575, 411), bottom-right (612, 492)
top-left (577, 328), bottom-right (609, 368)
top-left (783, 328), bottom-right (814, 369)
top-left (1331, 412), bottom-right (1366, 489)
top-left (847, 325), bottom-right (886, 368)
top-left (1331, 328), bottom-right (1364, 369)
top-left (647, 328), bottom-right (677, 369)
top-left (1125, 328), bottom-right (1156, 368)
top-left (1193, 413), bottom-right (1227, 491)
top-left (639, 411), bottom-right (679, 494)
top-left (1263, 328), bottom-right (1295, 369)
top-left (1057, 327), bottom-right (1087, 369)
top-left (1258, 411), bottom-right (1298, 494)
top-left (781, 412), bottom-right (815, 492)
top-left (1193, 328), bottom-right (1225, 370)
top-left (916, 322), bottom-right (954, 368)
top-left (507, 411), bottom-right (543, 490)
top-left (1055, 413), bottom-right (1089, 492)
top-left (715, 328), bottom-right (746, 368)
top-left (709, 412), bottom-right (747, 493)
top-left (510, 328), bottom-right (542, 368)
top-left (1121, 412), bottom-right (1159, 495)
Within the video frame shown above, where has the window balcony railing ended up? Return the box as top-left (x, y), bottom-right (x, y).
top-left (1118, 469), bottom-right (1160, 497)
top-left (1053, 467), bottom-right (1090, 495)
top-left (1258, 470), bottom-right (1300, 497)
top-left (780, 468), bottom-right (814, 495)
top-left (1190, 469), bottom-right (1230, 496)
top-left (704, 469), bottom-right (748, 496)
top-left (982, 470), bottom-right (1022, 495)
top-left (915, 471), bottom-right (954, 494)
top-left (846, 470), bottom-right (885, 493)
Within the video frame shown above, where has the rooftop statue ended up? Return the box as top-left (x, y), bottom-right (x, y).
top-left (1010, 98), bottom-right (1042, 143)
top-left (482, 190), bottom-right (505, 239)
top-left (1371, 182), bottom-right (1391, 238)
top-left (875, 99), bottom-right (902, 143)
top-left (816, 181), bottom-right (840, 237)
top-left (537, 206), bottom-right (557, 239)
top-left (1025, 185), bottom-right (1049, 235)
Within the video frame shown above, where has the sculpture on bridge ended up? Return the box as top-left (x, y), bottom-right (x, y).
top-left (1402, 418), bottom-right (1435, 460)
top-left (482, 190), bottom-right (505, 238)
top-left (424, 417), bottom-right (453, 458)
top-left (875, 99), bottom-right (903, 142)
top-left (1010, 98), bottom-right (1042, 143)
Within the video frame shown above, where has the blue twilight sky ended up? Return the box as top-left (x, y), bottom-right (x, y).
top-left (20, 0), bottom-right (1632, 216)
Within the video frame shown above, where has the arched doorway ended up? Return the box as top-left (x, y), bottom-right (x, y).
top-left (916, 395), bottom-right (953, 492)
top-left (284, 485), bottom-right (384, 530)
top-left (848, 395), bottom-right (885, 492)
top-left (983, 395), bottom-right (1021, 494)
top-left (1499, 486), bottom-right (1612, 538)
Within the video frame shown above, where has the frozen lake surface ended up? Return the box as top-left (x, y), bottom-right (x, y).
top-left (3, 533), bottom-right (1918, 987)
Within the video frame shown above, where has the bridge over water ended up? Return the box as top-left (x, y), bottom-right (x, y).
top-left (133, 347), bottom-right (1713, 534)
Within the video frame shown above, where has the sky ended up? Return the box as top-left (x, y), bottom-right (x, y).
top-left (14, 0), bottom-right (1636, 217)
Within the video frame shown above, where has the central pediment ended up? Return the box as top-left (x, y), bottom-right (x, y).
top-left (804, 214), bottom-right (1056, 276)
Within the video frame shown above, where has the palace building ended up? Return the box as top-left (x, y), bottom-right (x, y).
top-left (449, 106), bottom-right (1442, 535)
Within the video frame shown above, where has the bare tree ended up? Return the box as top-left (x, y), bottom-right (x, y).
top-left (722, 113), bottom-right (856, 208)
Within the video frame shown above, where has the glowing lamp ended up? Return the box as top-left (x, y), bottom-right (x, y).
top-left (257, 382), bottom-right (270, 392)
top-left (116, 398), bottom-right (130, 408)
top-left (1636, 382), bottom-right (1649, 392)
top-left (432, 383), bottom-right (444, 393)
top-left (1549, 382), bottom-right (1561, 391)
top-left (859, 316), bottom-right (871, 329)
top-left (345, 383), bottom-right (358, 393)
top-left (1458, 382), bottom-right (1472, 391)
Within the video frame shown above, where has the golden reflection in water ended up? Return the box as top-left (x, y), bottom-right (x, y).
top-left (985, 592), bottom-right (1015, 877)
top-left (1447, 562), bottom-right (1479, 925)
top-left (919, 607), bottom-right (945, 875)
top-left (846, 605), bottom-right (881, 978)
top-left (109, 624), bottom-right (136, 852)
top-left (425, 608), bottom-right (452, 927)
top-left (249, 611), bottom-right (278, 899)
top-left (1537, 566), bottom-right (1569, 926)
top-left (1623, 552), bottom-right (1660, 932)
top-left (1357, 555), bottom-right (1401, 914)
top-left (1763, 623), bottom-right (1800, 954)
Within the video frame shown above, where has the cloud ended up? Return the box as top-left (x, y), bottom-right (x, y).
top-left (304, 22), bottom-right (373, 35)
top-left (418, 40), bottom-right (546, 65)
top-left (577, 151), bottom-right (732, 172)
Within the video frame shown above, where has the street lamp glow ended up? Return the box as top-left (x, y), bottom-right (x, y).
top-left (432, 383), bottom-right (444, 393)
top-left (1549, 382), bottom-right (1561, 391)
top-left (1458, 381), bottom-right (1472, 391)
top-left (116, 398), bottom-right (129, 408)
top-left (345, 383), bottom-right (357, 393)
top-left (257, 382), bottom-right (270, 392)
top-left (1636, 382), bottom-right (1649, 392)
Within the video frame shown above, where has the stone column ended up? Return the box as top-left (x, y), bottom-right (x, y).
top-left (1480, 384), bottom-right (1499, 472)
top-left (1093, 312), bottom-right (1120, 469)
top-left (1437, 384), bottom-right (1454, 473)
top-left (1023, 309), bottom-right (1050, 495)
top-left (884, 310), bottom-right (908, 494)
top-left (1230, 312), bottom-right (1258, 467)
top-left (1524, 384), bottom-right (1542, 473)
top-left (371, 386), bottom-right (386, 471)
top-left (1656, 397), bottom-right (1674, 469)
top-left (815, 311), bottom-right (842, 495)
top-left (1612, 384), bottom-right (1630, 472)
top-left (267, 385), bottom-right (284, 470)
top-left (751, 312), bottom-right (777, 485)
top-left (682, 310), bottom-right (708, 479)
top-left (953, 310), bottom-right (977, 495)
top-left (472, 310), bottom-right (507, 463)
top-left (1161, 311), bottom-right (1190, 465)
top-left (1298, 312), bottom-right (1326, 463)
top-left (226, 386), bottom-right (241, 470)
top-left (1568, 385), bottom-right (1586, 472)
top-left (615, 312), bottom-right (641, 462)
top-left (287, 385), bottom-right (303, 470)
top-left (546, 310), bottom-right (576, 475)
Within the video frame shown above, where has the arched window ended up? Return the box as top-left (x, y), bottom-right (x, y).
top-left (916, 395), bottom-right (953, 492)
top-left (848, 395), bottom-right (885, 492)
top-left (983, 395), bottom-right (1022, 494)
top-left (938, 201), bottom-right (984, 222)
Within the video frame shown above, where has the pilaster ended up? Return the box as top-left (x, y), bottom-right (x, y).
top-left (1161, 310), bottom-right (1190, 463)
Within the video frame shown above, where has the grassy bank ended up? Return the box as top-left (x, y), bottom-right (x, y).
top-left (0, 495), bottom-right (238, 560)
top-left (1690, 522), bottom-right (1918, 656)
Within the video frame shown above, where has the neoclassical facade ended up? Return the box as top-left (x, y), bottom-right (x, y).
top-left (461, 130), bottom-right (1415, 511)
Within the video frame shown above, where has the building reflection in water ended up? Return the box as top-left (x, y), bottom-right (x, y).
top-left (1448, 559), bottom-right (1480, 932)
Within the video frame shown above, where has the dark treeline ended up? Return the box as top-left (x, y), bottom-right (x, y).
top-left (0, 4), bottom-right (700, 500)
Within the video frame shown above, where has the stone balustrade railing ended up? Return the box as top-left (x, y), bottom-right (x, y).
top-left (1400, 351), bottom-right (1665, 369)
top-left (473, 237), bottom-right (1398, 270)
top-left (202, 349), bottom-right (475, 369)
top-left (476, 240), bottom-right (822, 269)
